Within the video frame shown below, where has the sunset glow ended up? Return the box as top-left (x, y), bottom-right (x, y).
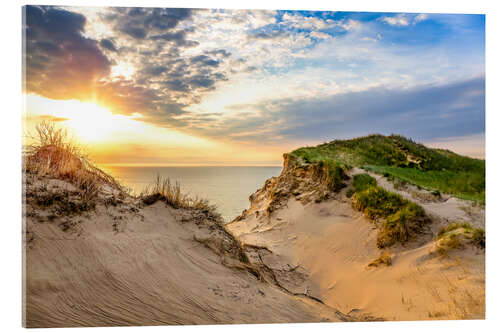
top-left (22, 6), bottom-right (485, 165)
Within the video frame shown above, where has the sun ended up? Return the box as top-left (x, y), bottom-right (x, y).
top-left (24, 93), bottom-right (216, 150)
top-left (63, 100), bottom-right (120, 142)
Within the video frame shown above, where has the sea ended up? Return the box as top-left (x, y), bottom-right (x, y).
top-left (100, 166), bottom-right (282, 222)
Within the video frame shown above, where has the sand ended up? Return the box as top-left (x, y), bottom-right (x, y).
top-left (227, 168), bottom-right (485, 321)
top-left (23, 161), bottom-right (485, 326)
top-left (23, 175), bottom-right (349, 327)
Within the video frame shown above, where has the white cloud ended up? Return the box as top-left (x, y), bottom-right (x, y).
top-left (281, 12), bottom-right (333, 30)
top-left (381, 14), bottom-right (409, 26)
top-left (381, 13), bottom-right (429, 27)
top-left (414, 13), bottom-right (429, 23)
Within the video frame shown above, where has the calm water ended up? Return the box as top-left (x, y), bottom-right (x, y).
top-left (100, 166), bottom-right (282, 222)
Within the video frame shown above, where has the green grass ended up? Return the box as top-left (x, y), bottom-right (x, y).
top-left (290, 134), bottom-right (484, 204)
top-left (353, 184), bottom-right (430, 248)
top-left (353, 173), bottom-right (377, 192)
top-left (363, 165), bottom-right (484, 204)
top-left (313, 160), bottom-right (349, 192)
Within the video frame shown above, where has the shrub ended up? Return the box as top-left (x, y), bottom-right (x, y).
top-left (432, 190), bottom-right (441, 197)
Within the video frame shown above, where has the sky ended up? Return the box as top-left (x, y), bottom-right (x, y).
top-left (22, 6), bottom-right (485, 165)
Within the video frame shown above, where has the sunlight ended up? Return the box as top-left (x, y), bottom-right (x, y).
top-left (23, 94), bottom-right (214, 147)
top-left (111, 62), bottom-right (135, 80)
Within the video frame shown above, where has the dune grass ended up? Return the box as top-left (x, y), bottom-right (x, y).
top-left (436, 222), bottom-right (485, 253)
top-left (312, 160), bottom-right (350, 192)
top-left (353, 173), bottom-right (377, 192)
top-left (368, 252), bottom-right (392, 267)
top-left (24, 122), bottom-right (125, 210)
top-left (140, 174), bottom-right (223, 222)
top-left (25, 122), bottom-right (224, 220)
top-left (24, 121), bottom-right (122, 192)
top-left (363, 165), bottom-right (484, 204)
top-left (290, 134), bottom-right (485, 204)
top-left (352, 177), bottom-right (430, 248)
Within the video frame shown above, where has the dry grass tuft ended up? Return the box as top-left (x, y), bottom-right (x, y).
top-left (24, 121), bottom-right (124, 209)
top-left (141, 175), bottom-right (223, 221)
top-left (24, 121), bottom-right (122, 190)
top-left (368, 252), bottom-right (392, 267)
top-left (435, 222), bottom-right (485, 254)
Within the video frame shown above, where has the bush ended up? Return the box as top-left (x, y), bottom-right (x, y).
top-left (472, 228), bottom-right (485, 248)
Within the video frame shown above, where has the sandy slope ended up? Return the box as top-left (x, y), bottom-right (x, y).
top-left (227, 166), bottom-right (485, 321)
top-left (23, 175), bottom-right (349, 327)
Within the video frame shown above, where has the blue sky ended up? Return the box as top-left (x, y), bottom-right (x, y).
top-left (23, 6), bottom-right (485, 164)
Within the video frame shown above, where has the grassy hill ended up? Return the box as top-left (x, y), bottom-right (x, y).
top-left (290, 134), bottom-right (485, 204)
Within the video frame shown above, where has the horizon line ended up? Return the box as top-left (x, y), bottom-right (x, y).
top-left (99, 163), bottom-right (284, 168)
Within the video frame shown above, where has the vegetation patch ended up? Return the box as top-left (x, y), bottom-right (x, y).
top-left (25, 122), bottom-right (122, 191)
top-left (23, 121), bottom-right (125, 215)
top-left (352, 182), bottom-right (430, 248)
top-left (312, 160), bottom-right (350, 192)
top-left (435, 222), bottom-right (485, 254)
top-left (353, 173), bottom-right (377, 192)
top-left (290, 134), bottom-right (484, 204)
top-left (368, 252), bottom-right (392, 267)
top-left (363, 165), bottom-right (484, 204)
top-left (141, 175), bottom-right (223, 223)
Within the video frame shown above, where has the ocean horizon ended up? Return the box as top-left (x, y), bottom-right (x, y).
top-left (100, 165), bottom-right (282, 222)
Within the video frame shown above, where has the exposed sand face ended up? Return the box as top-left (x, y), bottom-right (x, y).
top-left (227, 166), bottom-right (485, 321)
top-left (23, 175), bottom-right (350, 327)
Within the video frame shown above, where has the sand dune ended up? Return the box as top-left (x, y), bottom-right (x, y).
top-left (23, 144), bottom-right (485, 326)
top-left (23, 174), bottom-right (350, 327)
top-left (227, 164), bottom-right (485, 321)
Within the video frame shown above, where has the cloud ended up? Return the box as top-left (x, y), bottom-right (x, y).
top-left (380, 14), bottom-right (410, 26)
top-left (99, 38), bottom-right (117, 52)
top-left (414, 13), bottom-right (429, 23)
top-left (24, 6), bottom-right (236, 124)
top-left (109, 7), bottom-right (194, 39)
top-left (23, 5), bottom-right (111, 100)
top-left (24, 6), bottom-right (484, 153)
top-left (380, 13), bottom-right (429, 26)
top-left (25, 114), bottom-right (69, 123)
top-left (191, 77), bottom-right (485, 145)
